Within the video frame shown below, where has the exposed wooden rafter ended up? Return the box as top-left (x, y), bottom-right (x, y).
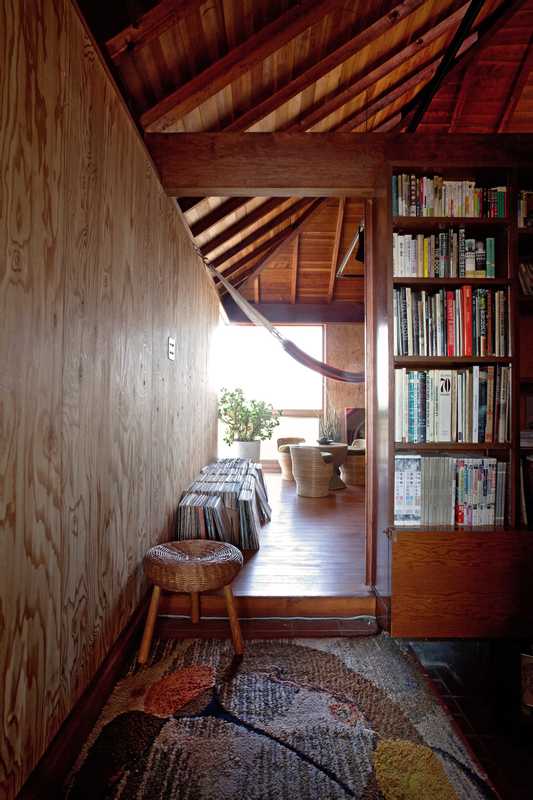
top-left (208, 198), bottom-right (313, 270)
top-left (283, 0), bottom-right (470, 133)
top-left (106, 0), bottom-right (201, 61)
top-left (407, 0), bottom-right (486, 132)
top-left (189, 197), bottom-right (250, 238)
top-left (139, 0), bottom-right (345, 132)
top-left (221, 0), bottom-right (428, 133)
top-left (327, 199), bottom-right (345, 303)
top-left (222, 298), bottom-right (364, 324)
top-left (290, 236), bottom-right (299, 305)
top-left (201, 197), bottom-right (287, 255)
top-left (214, 229), bottom-right (291, 281)
top-left (177, 197), bottom-right (204, 213)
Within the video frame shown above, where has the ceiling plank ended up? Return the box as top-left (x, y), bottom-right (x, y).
top-left (448, 67), bottom-right (471, 132)
top-left (139, 0), bottom-right (345, 132)
top-left (327, 199), bottom-right (346, 302)
top-left (208, 198), bottom-right (313, 270)
top-left (284, 0), bottom-right (470, 133)
top-left (497, 38), bottom-right (533, 131)
top-left (214, 229), bottom-right (292, 282)
top-left (407, 0), bottom-right (486, 132)
top-left (254, 278), bottom-right (260, 304)
top-left (290, 235), bottom-right (299, 305)
top-left (189, 197), bottom-right (249, 238)
top-left (106, 0), bottom-right (202, 61)
top-left (233, 199), bottom-right (328, 290)
top-left (145, 133), bottom-right (533, 197)
top-left (201, 197), bottom-right (287, 253)
top-left (177, 197), bottom-right (204, 213)
top-left (221, 0), bottom-right (428, 133)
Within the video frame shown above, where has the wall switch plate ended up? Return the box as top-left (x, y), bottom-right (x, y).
top-left (168, 336), bottom-right (176, 361)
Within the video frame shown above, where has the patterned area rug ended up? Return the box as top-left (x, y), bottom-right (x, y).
top-left (66, 636), bottom-right (497, 799)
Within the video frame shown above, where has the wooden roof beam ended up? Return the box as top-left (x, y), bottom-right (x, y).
top-left (407, 0), bottom-right (486, 132)
top-left (327, 199), bottom-right (346, 303)
top-left (145, 133), bottom-right (533, 197)
top-left (208, 198), bottom-right (313, 270)
top-left (221, 0), bottom-right (428, 132)
top-left (189, 197), bottom-right (249, 238)
top-left (396, 0), bottom-right (529, 132)
top-left (139, 0), bottom-right (346, 132)
top-left (222, 299), bottom-right (364, 324)
top-left (201, 197), bottom-right (288, 254)
top-left (283, 0), bottom-right (471, 133)
top-left (177, 197), bottom-right (204, 213)
top-left (106, 0), bottom-right (202, 61)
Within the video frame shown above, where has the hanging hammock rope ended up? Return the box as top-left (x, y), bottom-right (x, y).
top-left (209, 266), bottom-right (364, 384)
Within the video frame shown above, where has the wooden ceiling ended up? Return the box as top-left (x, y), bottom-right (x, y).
top-left (78, 0), bottom-right (533, 308)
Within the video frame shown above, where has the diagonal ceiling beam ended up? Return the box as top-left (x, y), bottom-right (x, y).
top-left (221, 0), bottom-right (427, 132)
top-left (214, 229), bottom-right (292, 282)
top-left (106, 0), bottom-right (202, 61)
top-left (407, 0), bottom-right (486, 132)
top-left (139, 0), bottom-right (345, 132)
top-left (398, 0), bottom-right (529, 132)
top-left (189, 197), bottom-right (250, 238)
top-left (209, 198), bottom-right (313, 270)
top-left (233, 199), bottom-right (328, 291)
top-left (327, 199), bottom-right (346, 303)
top-left (178, 197), bottom-right (204, 213)
top-left (201, 197), bottom-right (287, 254)
top-left (283, 0), bottom-right (470, 133)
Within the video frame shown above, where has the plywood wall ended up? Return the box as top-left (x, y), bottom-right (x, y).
top-left (324, 324), bottom-right (365, 440)
top-left (0, 2), bottom-right (219, 796)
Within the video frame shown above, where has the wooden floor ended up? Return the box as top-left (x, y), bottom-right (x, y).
top-left (234, 472), bottom-right (368, 596)
top-left (159, 472), bottom-right (374, 620)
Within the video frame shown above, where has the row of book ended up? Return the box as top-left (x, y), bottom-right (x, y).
top-left (395, 367), bottom-right (511, 444)
top-left (392, 230), bottom-right (497, 278)
top-left (393, 287), bottom-right (510, 357)
top-left (394, 455), bottom-right (507, 527)
top-left (518, 190), bottom-right (533, 228)
top-left (518, 261), bottom-right (533, 295)
top-left (392, 174), bottom-right (508, 218)
top-left (176, 458), bottom-right (271, 550)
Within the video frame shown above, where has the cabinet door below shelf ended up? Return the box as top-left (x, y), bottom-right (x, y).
top-left (391, 530), bottom-right (533, 637)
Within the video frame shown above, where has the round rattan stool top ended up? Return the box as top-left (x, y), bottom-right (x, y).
top-left (143, 540), bottom-right (243, 593)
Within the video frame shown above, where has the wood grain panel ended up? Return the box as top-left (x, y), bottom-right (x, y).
top-left (0, 3), bottom-right (219, 797)
top-left (391, 531), bottom-right (533, 637)
top-left (324, 324), bottom-right (365, 440)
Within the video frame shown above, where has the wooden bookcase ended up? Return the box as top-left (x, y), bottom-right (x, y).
top-left (379, 165), bottom-right (533, 638)
top-left (518, 169), bottom-right (533, 528)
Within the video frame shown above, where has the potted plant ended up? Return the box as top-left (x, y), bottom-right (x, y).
top-left (218, 388), bottom-right (281, 461)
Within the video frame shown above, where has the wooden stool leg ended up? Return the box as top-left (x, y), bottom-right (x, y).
top-left (190, 591), bottom-right (200, 624)
top-left (138, 585), bottom-right (160, 665)
top-left (223, 584), bottom-right (244, 656)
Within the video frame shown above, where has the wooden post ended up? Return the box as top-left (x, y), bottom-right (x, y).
top-left (223, 585), bottom-right (244, 655)
top-left (190, 591), bottom-right (200, 623)
top-left (138, 585), bottom-right (161, 664)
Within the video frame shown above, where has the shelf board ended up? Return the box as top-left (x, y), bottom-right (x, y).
top-left (394, 356), bottom-right (512, 366)
top-left (392, 277), bottom-right (510, 287)
top-left (395, 442), bottom-right (511, 452)
top-left (518, 227), bottom-right (533, 236)
top-left (393, 216), bottom-right (509, 229)
top-left (387, 525), bottom-right (511, 535)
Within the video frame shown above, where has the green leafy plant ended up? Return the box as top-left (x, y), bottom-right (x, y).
top-left (318, 409), bottom-right (341, 443)
top-left (218, 388), bottom-right (281, 446)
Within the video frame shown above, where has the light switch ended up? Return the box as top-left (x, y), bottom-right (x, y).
top-left (168, 336), bottom-right (176, 361)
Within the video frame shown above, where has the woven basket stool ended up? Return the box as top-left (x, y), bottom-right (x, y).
top-left (138, 540), bottom-right (244, 664)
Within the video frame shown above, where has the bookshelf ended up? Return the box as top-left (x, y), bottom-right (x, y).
top-left (378, 165), bottom-right (533, 638)
top-left (517, 171), bottom-right (533, 529)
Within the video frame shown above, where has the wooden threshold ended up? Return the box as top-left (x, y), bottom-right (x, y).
top-left (158, 591), bottom-right (375, 619)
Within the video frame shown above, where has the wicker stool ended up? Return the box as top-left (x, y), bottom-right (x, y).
top-left (138, 540), bottom-right (244, 664)
top-left (277, 437), bottom-right (305, 481)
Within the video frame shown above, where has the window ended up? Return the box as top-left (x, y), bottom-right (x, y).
top-left (214, 324), bottom-right (323, 459)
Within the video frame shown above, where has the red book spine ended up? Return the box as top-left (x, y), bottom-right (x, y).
top-left (446, 290), bottom-right (455, 356)
top-left (462, 285), bottom-right (473, 356)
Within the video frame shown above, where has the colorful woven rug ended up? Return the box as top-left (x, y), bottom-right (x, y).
top-left (66, 636), bottom-right (496, 799)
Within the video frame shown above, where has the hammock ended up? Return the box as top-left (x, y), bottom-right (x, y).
top-left (210, 266), bottom-right (364, 384)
